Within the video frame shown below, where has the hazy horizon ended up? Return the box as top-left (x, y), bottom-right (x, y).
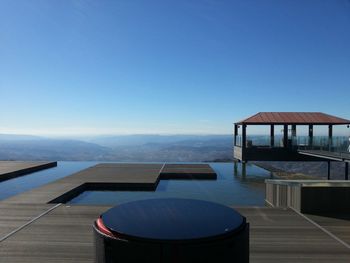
top-left (1, 131), bottom-right (349, 139)
top-left (0, 131), bottom-right (233, 137)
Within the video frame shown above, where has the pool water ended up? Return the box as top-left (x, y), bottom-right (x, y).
top-left (0, 161), bottom-right (97, 201)
top-left (68, 163), bottom-right (272, 206)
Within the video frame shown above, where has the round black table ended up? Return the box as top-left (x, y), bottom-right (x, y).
top-left (93, 198), bottom-right (249, 263)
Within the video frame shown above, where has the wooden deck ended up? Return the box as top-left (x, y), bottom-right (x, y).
top-left (1, 163), bottom-right (350, 262)
top-left (305, 213), bottom-right (350, 246)
top-left (239, 207), bottom-right (350, 262)
top-left (160, 163), bottom-right (217, 179)
top-left (0, 205), bottom-right (349, 262)
top-left (0, 161), bottom-right (57, 182)
top-left (0, 203), bottom-right (53, 238)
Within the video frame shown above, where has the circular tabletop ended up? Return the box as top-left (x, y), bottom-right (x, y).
top-left (101, 198), bottom-right (245, 242)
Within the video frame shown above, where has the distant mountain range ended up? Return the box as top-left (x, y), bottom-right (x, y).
top-left (1, 134), bottom-right (346, 179)
top-left (0, 134), bottom-right (233, 162)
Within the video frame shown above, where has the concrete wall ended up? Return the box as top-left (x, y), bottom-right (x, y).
top-left (301, 187), bottom-right (350, 214)
top-left (265, 180), bottom-right (350, 214)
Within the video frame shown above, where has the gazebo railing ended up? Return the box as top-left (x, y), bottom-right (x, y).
top-left (296, 136), bottom-right (349, 153)
top-left (235, 135), bottom-right (350, 154)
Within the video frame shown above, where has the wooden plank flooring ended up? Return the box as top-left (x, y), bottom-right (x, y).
top-left (161, 163), bottom-right (217, 179)
top-left (0, 161), bottom-right (57, 182)
top-left (236, 207), bottom-right (350, 262)
top-left (0, 206), bottom-right (349, 262)
top-left (0, 204), bottom-right (110, 263)
top-left (305, 213), bottom-right (350, 245)
top-left (0, 203), bottom-right (53, 239)
top-left (1, 163), bottom-right (349, 262)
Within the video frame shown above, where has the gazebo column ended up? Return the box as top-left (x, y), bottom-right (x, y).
top-left (308, 125), bottom-right (313, 147)
top-left (270, 125), bottom-right (274, 147)
top-left (240, 124), bottom-right (248, 177)
top-left (234, 124), bottom-right (238, 146)
top-left (328, 125), bottom-right (333, 151)
top-left (283, 125), bottom-right (288, 148)
top-left (242, 124), bottom-right (247, 149)
top-left (240, 124), bottom-right (247, 162)
top-left (291, 125), bottom-right (297, 147)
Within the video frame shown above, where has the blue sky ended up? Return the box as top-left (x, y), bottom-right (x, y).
top-left (1, 0), bottom-right (350, 135)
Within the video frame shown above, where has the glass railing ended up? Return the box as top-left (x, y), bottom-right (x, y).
top-left (235, 135), bottom-right (284, 148)
top-left (246, 135), bottom-right (274, 147)
top-left (296, 136), bottom-right (349, 153)
top-left (235, 135), bottom-right (242, 147)
top-left (235, 135), bottom-right (350, 154)
top-left (271, 135), bottom-right (284, 148)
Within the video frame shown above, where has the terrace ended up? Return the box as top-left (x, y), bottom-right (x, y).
top-left (0, 162), bottom-right (350, 262)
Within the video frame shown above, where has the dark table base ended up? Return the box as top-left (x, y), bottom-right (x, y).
top-left (93, 223), bottom-right (249, 263)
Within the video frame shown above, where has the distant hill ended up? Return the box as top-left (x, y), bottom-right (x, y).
top-left (86, 134), bottom-right (232, 147)
top-left (0, 136), bottom-right (113, 161)
top-left (0, 134), bottom-right (43, 141)
top-left (0, 134), bottom-right (346, 179)
top-left (0, 134), bottom-right (233, 162)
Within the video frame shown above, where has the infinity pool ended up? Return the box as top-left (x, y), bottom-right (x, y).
top-left (0, 161), bottom-right (97, 201)
top-left (68, 163), bottom-right (272, 206)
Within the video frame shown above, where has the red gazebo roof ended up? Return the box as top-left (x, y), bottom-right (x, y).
top-left (236, 112), bottom-right (350, 125)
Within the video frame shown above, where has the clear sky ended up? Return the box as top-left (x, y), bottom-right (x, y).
top-left (1, 0), bottom-right (350, 135)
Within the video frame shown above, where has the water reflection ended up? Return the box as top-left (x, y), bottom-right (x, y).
top-left (70, 163), bottom-right (272, 206)
top-left (232, 162), bottom-right (273, 183)
top-left (0, 161), bottom-right (97, 201)
top-left (0, 162), bottom-right (273, 206)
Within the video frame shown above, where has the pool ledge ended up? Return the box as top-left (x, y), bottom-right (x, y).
top-left (0, 161), bottom-right (57, 182)
top-left (2, 163), bottom-right (216, 205)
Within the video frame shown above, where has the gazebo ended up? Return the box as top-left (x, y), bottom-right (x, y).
top-left (233, 112), bottom-right (350, 179)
